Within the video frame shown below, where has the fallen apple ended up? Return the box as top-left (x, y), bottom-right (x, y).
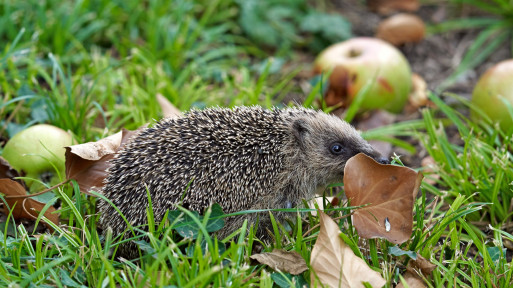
top-left (376, 13), bottom-right (425, 46)
top-left (2, 124), bottom-right (72, 188)
top-left (314, 37), bottom-right (412, 113)
top-left (471, 59), bottom-right (513, 132)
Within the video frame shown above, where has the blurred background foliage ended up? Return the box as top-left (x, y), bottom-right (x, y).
top-left (0, 0), bottom-right (351, 141)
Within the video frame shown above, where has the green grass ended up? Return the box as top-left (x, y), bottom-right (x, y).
top-left (1, 0), bottom-right (513, 287)
top-left (430, 0), bottom-right (513, 92)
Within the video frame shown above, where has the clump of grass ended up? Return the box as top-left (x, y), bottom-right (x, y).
top-left (0, 0), bottom-right (305, 142)
top-left (431, 0), bottom-right (513, 91)
top-left (421, 93), bottom-right (513, 225)
top-left (409, 93), bottom-right (513, 286)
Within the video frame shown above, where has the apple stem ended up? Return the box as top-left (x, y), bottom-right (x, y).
top-left (348, 49), bottom-right (362, 58)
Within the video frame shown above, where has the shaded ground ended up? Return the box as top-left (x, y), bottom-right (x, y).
top-left (322, 0), bottom-right (511, 168)
top-left (336, 0), bottom-right (511, 96)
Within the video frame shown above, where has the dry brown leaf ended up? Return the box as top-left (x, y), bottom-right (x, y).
top-left (409, 253), bottom-right (436, 275)
top-left (376, 14), bottom-right (425, 46)
top-left (311, 211), bottom-right (386, 288)
top-left (0, 178), bottom-right (30, 218)
top-left (68, 131), bottom-right (123, 161)
top-left (65, 129), bottom-right (140, 194)
top-left (396, 271), bottom-right (426, 288)
top-left (156, 93), bottom-right (183, 119)
top-left (250, 249), bottom-right (308, 275)
top-left (0, 156), bottom-right (26, 189)
top-left (396, 254), bottom-right (434, 287)
top-left (344, 153), bottom-right (423, 244)
top-left (330, 196), bottom-right (340, 207)
top-left (0, 179), bottom-right (59, 231)
top-left (367, 0), bottom-right (420, 15)
top-left (324, 89), bottom-right (345, 108)
top-left (0, 156), bottom-right (20, 179)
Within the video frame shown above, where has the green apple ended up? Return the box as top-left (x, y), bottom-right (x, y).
top-left (314, 37), bottom-right (412, 113)
top-left (2, 124), bottom-right (72, 188)
top-left (471, 59), bottom-right (513, 132)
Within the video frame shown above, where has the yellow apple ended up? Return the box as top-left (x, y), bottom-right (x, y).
top-left (471, 59), bottom-right (513, 132)
top-left (2, 124), bottom-right (72, 188)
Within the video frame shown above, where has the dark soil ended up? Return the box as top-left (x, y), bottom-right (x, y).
top-left (335, 0), bottom-right (511, 96)
top-left (325, 0), bottom-right (511, 168)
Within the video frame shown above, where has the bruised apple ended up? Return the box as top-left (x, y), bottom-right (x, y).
top-left (471, 59), bottom-right (513, 131)
top-left (314, 37), bottom-right (412, 113)
top-left (2, 124), bottom-right (72, 187)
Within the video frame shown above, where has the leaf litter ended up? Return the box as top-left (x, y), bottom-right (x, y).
top-left (250, 249), bottom-right (308, 275)
top-left (308, 153), bottom-right (428, 287)
top-left (65, 128), bottom-right (141, 194)
top-left (0, 178), bottom-right (59, 231)
top-left (344, 153), bottom-right (423, 244)
top-left (310, 211), bottom-right (386, 287)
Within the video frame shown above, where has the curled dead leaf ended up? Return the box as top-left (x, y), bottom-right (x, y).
top-left (156, 93), bottom-right (183, 119)
top-left (67, 132), bottom-right (122, 161)
top-left (0, 179), bottom-right (59, 231)
top-left (344, 153), bottom-right (423, 244)
top-left (0, 178), bottom-right (30, 219)
top-left (0, 157), bottom-right (19, 179)
top-left (367, 0), bottom-right (420, 15)
top-left (319, 66), bottom-right (353, 108)
top-left (409, 253), bottom-right (436, 275)
top-left (324, 91), bottom-right (339, 107)
top-left (311, 211), bottom-right (386, 287)
top-left (330, 196), bottom-right (340, 207)
top-left (396, 253), bottom-right (434, 287)
top-left (250, 249), bottom-right (308, 275)
top-left (376, 14), bottom-right (425, 46)
top-left (397, 271), bottom-right (426, 288)
top-left (0, 156), bottom-right (25, 188)
top-left (65, 128), bottom-right (141, 194)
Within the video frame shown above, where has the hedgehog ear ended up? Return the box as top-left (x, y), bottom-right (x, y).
top-left (292, 119), bottom-right (309, 148)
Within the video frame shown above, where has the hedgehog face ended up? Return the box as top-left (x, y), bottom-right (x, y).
top-left (291, 112), bottom-right (385, 185)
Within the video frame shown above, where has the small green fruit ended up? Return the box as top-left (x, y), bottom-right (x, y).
top-left (2, 124), bottom-right (72, 187)
top-left (471, 59), bottom-right (513, 131)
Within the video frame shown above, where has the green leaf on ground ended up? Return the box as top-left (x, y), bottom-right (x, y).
top-left (167, 203), bottom-right (225, 239)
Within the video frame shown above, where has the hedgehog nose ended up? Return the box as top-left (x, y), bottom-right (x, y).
top-left (377, 157), bottom-right (390, 165)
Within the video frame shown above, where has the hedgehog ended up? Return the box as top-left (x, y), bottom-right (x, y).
top-left (98, 106), bottom-right (387, 258)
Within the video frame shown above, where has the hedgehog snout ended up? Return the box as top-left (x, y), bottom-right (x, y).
top-left (360, 148), bottom-right (389, 165)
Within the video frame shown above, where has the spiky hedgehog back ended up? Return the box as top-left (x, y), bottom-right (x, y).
top-left (98, 106), bottom-right (378, 258)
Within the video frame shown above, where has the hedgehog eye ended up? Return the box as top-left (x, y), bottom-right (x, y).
top-left (329, 142), bottom-right (345, 155)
